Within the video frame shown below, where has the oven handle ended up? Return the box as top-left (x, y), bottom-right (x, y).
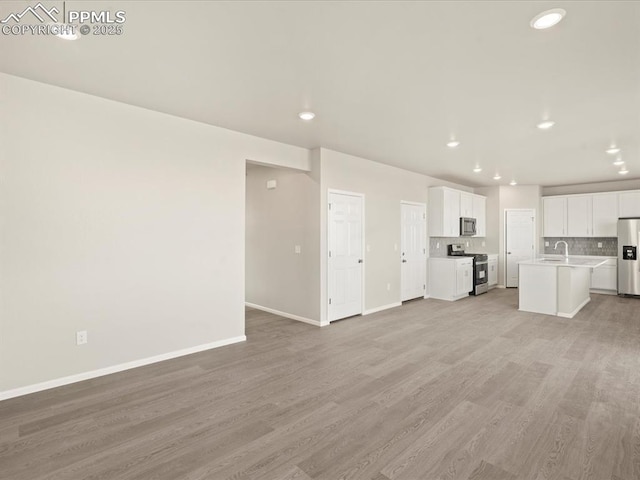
top-left (475, 261), bottom-right (488, 265)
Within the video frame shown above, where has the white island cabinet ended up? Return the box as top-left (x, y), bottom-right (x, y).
top-left (518, 257), bottom-right (608, 318)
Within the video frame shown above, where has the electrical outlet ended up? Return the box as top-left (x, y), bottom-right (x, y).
top-left (76, 330), bottom-right (88, 345)
top-left (545, 241), bottom-right (549, 247)
top-left (294, 245), bottom-right (301, 254)
top-left (482, 241), bottom-right (486, 247)
top-left (436, 242), bottom-right (440, 249)
top-left (387, 283), bottom-right (391, 291)
top-left (598, 242), bottom-right (603, 248)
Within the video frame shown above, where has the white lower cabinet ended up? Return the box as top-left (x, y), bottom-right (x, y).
top-left (590, 259), bottom-right (617, 294)
top-left (488, 254), bottom-right (498, 288)
top-left (428, 257), bottom-right (473, 301)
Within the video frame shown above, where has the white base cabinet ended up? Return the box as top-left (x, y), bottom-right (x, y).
top-left (590, 258), bottom-right (617, 294)
top-left (488, 254), bottom-right (498, 288)
top-left (428, 257), bottom-right (473, 301)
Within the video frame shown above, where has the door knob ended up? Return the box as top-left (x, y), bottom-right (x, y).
top-left (358, 259), bottom-right (363, 263)
top-left (402, 259), bottom-right (407, 263)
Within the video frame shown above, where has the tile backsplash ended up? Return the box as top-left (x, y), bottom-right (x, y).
top-left (429, 237), bottom-right (489, 256)
top-left (543, 237), bottom-right (617, 256)
top-left (430, 237), bottom-right (618, 257)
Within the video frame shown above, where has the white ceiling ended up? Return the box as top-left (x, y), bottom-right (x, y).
top-left (2, 1), bottom-right (639, 187)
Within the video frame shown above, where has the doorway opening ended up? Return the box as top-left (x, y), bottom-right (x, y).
top-left (245, 162), bottom-right (321, 329)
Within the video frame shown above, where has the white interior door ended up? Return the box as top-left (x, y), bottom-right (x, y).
top-left (328, 192), bottom-right (363, 322)
top-left (505, 209), bottom-right (535, 288)
top-left (401, 202), bottom-right (426, 301)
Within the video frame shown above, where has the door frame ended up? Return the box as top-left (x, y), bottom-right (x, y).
top-left (327, 189), bottom-right (365, 322)
top-left (504, 208), bottom-right (536, 287)
top-left (400, 200), bottom-right (428, 300)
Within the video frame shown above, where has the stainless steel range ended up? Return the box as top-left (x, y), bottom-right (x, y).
top-left (447, 244), bottom-right (489, 296)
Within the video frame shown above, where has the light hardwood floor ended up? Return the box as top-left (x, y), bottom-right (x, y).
top-left (1, 289), bottom-right (640, 480)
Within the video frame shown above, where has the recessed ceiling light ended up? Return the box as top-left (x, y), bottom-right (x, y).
top-left (606, 147), bottom-right (620, 155)
top-left (530, 8), bottom-right (566, 30)
top-left (473, 166), bottom-right (482, 173)
top-left (447, 140), bottom-right (460, 148)
top-left (493, 174), bottom-right (502, 180)
top-left (619, 167), bottom-right (629, 175)
top-left (613, 157), bottom-right (624, 166)
top-left (510, 180), bottom-right (517, 186)
top-left (536, 120), bottom-right (555, 130)
top-left (298, 111), bottom-right (315, 121)
top-left (55, 26), bottom-right (79, 40)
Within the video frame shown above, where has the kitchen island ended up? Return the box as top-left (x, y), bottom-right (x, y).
top-left (518, 256), bottom-right (609, 318)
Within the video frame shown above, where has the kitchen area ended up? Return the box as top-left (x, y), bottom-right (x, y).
top-left (425, 185), bottom-right (640, 314)
top-left (427, 186), bottom-right (499, 301)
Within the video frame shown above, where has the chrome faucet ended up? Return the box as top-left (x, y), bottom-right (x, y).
top-left (554, 240), bottom-right (569, 259)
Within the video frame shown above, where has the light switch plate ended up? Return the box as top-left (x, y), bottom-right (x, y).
top-left (76, 330), bottom-right (87, 345)
top-left (294, 245), bottom-right (301, 254)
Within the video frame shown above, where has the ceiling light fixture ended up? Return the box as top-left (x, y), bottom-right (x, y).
top-left (536, 120), bottom-right (555, 130)
top-left (530, 8), bottom-right (566, 30)
top-left (447, 140), bottom-right (460, 148)
top-left (473, 166), bottom-right (482, 173)
top-left (54, 25), bottom-right (79, 40)
top-left (613, 157), bottom-right (625, 166)
top-left (510, 180), bottom-right (517, 186)
top-left (298, 111), bottom-right (315, 121)
top-left (606, 147), bottom-right (620, 155)
top-left (493, 174), bottom-right (502, 180)
top-left (619, 166), bottom-right (629, 175)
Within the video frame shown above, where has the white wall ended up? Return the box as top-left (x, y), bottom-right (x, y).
top-left (245, 165), bottom-right (320, 323)
top-left (0, 74), bottom-right (308, 396)
top-left (318, 148), bottom-right (470, 321)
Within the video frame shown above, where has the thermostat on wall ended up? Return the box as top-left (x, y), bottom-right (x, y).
top-left (266, 180), bottom-right (277, 190)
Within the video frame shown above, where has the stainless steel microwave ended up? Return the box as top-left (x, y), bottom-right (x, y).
top-left (460, 217), bottom-right (476, 236)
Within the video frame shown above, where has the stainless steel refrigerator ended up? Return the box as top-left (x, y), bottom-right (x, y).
top-left (618, 217), bottom-right (640, 296)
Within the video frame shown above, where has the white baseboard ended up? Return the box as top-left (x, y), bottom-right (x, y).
top-left (589, 289), bottom-right (617, 296)
top-left (558, 297), bottom-right (591, 318)
top-left (363, 302), bottom-right (402, 315)
top-left (0, 336), bottom-right (246, 401)
top-left (245, 302), bottom-right (322, 327)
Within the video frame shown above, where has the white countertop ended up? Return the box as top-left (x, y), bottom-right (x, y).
top-left (518, 256), bottom-right (609, 268)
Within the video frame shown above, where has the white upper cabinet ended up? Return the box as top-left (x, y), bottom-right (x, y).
top-left (543, 197), bottom-right (567, 236)
top-left (592, 193), bottom-right (618, 237)
top-left (619, 191), bottom-right (640, 217)
top-left (428, 187), bottom-right (460, 237)
top-left (428, 187), bottom-right (485, 237)
top-left (472, 194), bottom-right (486, 237)
top-left (460, 192), bottom-right (473, 218)
top-left (567, 196), bottom-right (592, 237)
top-left (544, 189), bottom-right (639, 238)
